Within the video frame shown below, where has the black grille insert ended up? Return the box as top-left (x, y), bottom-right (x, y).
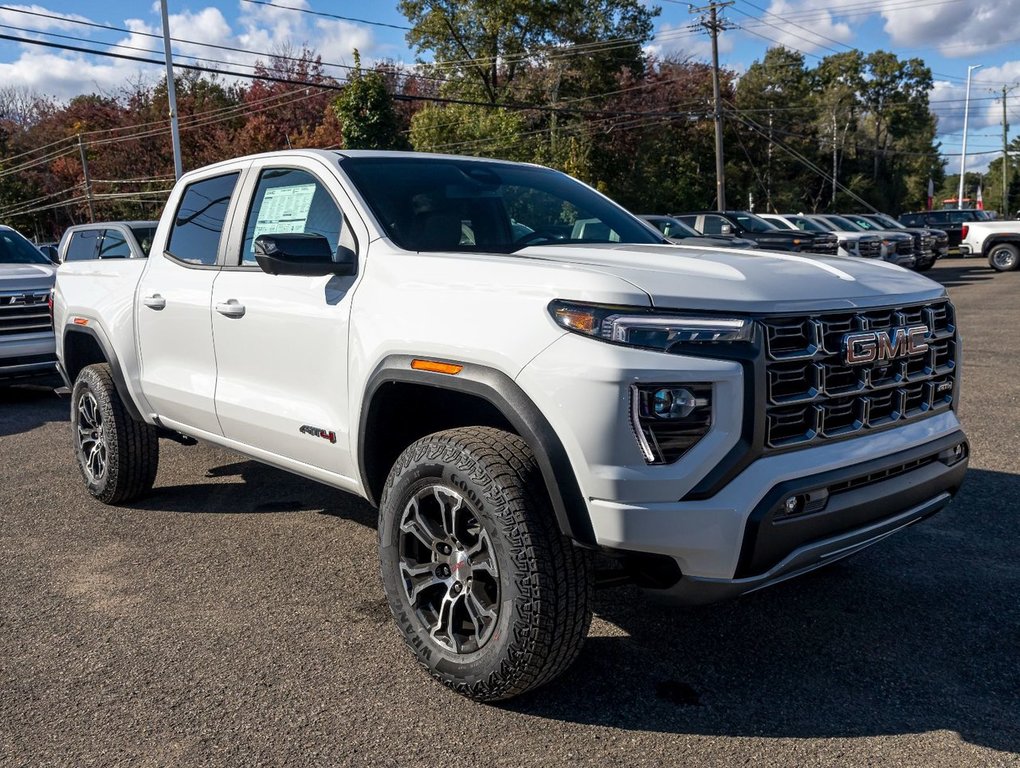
top-left (761, 301), bottom-right (957, 450)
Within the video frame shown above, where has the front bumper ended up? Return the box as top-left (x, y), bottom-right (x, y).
top-left (591, 428), bottom-right (967, 604)
top-left (0, 332), bottom-right (57, 381)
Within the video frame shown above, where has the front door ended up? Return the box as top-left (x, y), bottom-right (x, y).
top-left (136, 171), bottom-right (242, 435)
top-left (210, 160), bottom-right (362, 481)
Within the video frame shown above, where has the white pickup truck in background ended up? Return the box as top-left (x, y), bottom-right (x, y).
top-left (53, 149), bottom-right (969, 702)
top-left (959, 219), bottom-right (1020, 271)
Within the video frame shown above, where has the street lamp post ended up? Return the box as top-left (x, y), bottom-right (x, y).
top-left (958, 64), bottom-right (983, 210)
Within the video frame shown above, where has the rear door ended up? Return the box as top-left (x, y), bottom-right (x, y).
top-left (210, 158), bottom-right (365, 479)
top-left (136, 170), bottom-right (244, 435)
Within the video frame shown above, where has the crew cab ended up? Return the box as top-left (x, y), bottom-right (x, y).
top-left (901, 209), bottom-right (992, 251)
top-left (0, 224), bottom-right (56, 383)
top-left (54, 150), bottom-right (969, 702)
top-left (58, 221), bottom-right (158, 262)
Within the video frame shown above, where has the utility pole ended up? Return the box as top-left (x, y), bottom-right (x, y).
top-left (77, 134), bottom-right (94, 223)
top-left (690, 1), bottom-right (733, 210)
top-left (160, 0), bottom-right (183, 180)
top-left (994, 84), bottom-right (1017, 215)
top-left (958, 63), bottom-right (982, 209)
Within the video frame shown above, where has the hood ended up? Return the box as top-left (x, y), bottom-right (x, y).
top-left (670, 235), bottom-right (757, 249)
top-left (515, 242), bottom-right (945, 313)
top-left (0, 262), bottom-right (56, 293)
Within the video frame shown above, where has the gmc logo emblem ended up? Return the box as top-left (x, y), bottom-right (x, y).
top-left (843, 325), bottom-right (930, 366)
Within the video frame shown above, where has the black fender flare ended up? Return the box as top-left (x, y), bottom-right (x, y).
top-left (62, 322), bottom-right (144, 422)
top-left (358, 355), bottom-right (596, 546)
top-left (981, 233), bottom-right (1020, 257)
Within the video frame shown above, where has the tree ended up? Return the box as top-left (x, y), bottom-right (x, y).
top-left (398, 0), bottom-right (657, 104)
top-left (333, 52), bottom-right (407, 150)
top-left (409, 103), bottom-right (526, 159)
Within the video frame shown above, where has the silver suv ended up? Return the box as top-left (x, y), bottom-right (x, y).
top-left (0, 225), bottom-right (56, 383)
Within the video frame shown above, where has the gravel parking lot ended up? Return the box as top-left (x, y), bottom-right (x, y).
top-left (2, 259), bottom-right (1018, 768)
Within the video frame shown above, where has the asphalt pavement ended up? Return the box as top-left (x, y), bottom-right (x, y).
top-left (1, 259), bottom-right (1018, 767)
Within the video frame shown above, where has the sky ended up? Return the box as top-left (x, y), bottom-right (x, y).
top-left (0, 0), bottom-right (1018, 175)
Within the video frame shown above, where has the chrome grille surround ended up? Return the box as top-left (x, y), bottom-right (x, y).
top-left (761, 300), bottom-right (957, 450)
top-left (0, 290), bottom-right (51, 337)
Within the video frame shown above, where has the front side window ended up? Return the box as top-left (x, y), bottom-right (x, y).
top-left (99, 230), bottom-right (131, 259)
top-left (64, 230), bottom-right (101, 261)
top-left (240, 168), bottom-right (343, 265)
top-left (341, 157), bottom-right (660, 253)
top-left (166, 172), bottom-right (239, 266)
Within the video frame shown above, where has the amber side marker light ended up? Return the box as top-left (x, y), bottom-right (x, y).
top-left (411, 359), bottom-right (463, 375)
top-left (72, 317), bottom-right (89, 326)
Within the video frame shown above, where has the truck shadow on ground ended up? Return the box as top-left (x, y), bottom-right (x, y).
top-left (930, 261), bottom-right (1000, 288)
top-left (0, 383), bottom-right (65, 437)
top-left (506, 467), bottom-right (1019, 754)
top-left (133, 457), bottom-right (378, 528)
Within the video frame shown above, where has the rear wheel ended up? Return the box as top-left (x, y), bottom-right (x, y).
top-left (988, 243), bottom-right (1020, 272)
top-left (378, 426), bottom-right (593, 702)
top-left (71, 364), bottom-right (159, 504)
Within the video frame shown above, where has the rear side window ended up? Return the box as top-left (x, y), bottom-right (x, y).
top-left (99, 229), bottom-right (131, 259)
top-left (65, 230), bottom-right (100, 261)
top-left (129, 226), bottom-right (157, 256)
top-left (167, 172), bottom-right (239, 266)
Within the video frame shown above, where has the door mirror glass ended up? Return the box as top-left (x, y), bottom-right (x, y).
top-left (254, 233), bottom-right (356, 276)
top-left (720, 223), bottom-right (733, 236)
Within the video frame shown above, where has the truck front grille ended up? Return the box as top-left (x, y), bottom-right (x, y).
top-left (0, 291), bottom-right (51, 337)
top-left (896, 239), bottom-right (914, 256)
top-left (810, 234), bottom-right (839, 255)
top-left (917, 234), bottom-right (935, 258)
top-left (760, 301), bottom-right (957, 450)
top-left (857, 240), bottom-right (882, 258)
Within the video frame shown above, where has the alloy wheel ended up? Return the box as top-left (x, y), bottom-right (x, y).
top-left (398, 485), bottom-right (500, 654)
top-left (76, 391), bottom-right (107, 482)
top-left (991, 247), bottom-right (1018, 270)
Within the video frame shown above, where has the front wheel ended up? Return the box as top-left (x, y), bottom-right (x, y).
top-left (988, 243), bottom-right (1020, 272)
top-left (71, 363), bottom-right (159, 504)
top-left (378, 427), bottom-right (593, 702)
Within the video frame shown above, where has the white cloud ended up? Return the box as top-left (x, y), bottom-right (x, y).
top-left (0, 2), bottom-right (379, 100)
top-left (744, 0), bottom-right (855, 54)
top-left (878, 0), bottom-right (1020, 58)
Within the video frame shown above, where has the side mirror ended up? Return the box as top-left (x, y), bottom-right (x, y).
top-left (254, 233), bottom-right (356, 277)
top-left (720, 223), bottom-right (733, 236)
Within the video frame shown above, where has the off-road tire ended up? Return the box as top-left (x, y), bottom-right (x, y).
top-left (988, 243), bottom-right (1020, 272)
top-left (71, 363), bottom-right (159, 504)
top-left (378, 426), bottom-right (593, 702)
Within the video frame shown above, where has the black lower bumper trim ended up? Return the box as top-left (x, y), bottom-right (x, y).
top-left (735, 430), bottom-right (968, 578)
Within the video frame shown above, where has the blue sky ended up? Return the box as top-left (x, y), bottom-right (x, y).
top-left (1, 0), bottom-right (1019, 173)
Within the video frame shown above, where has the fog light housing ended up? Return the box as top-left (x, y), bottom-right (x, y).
top-left (632, 383), bottom-right (712, 464)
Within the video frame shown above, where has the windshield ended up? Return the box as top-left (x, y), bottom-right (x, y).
top-left (822, 214), bottom-right (862, 231)
top-left (732, 212), bottom-right (777, 233)
top-left (651, 217), bottom-right (700, 238)
top-left (341, 157), bottom-right (663, 253)
top-left (787, 215), bottom-right (828, 233)
top-left (764, 217), bottom-right (794, 230)
top-left (842, 215), bottom-right (881, 231)
top-left (870, 213), bottom-right (904, 229)
top-left (129, 225), bottom-right (157, 256)
top-left (0, 228), bottom-right (50, 264)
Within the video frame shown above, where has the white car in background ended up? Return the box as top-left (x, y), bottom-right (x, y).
top-left (759, 213), bottom-right (883, 260)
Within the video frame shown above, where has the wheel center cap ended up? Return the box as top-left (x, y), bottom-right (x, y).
top-left (450, 550), bottom-right (471, 584)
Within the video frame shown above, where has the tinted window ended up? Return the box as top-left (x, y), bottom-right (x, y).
top-left (765, 216), bottom-right (795, 230)
top-left (732, 213), bottom-right (776, 233)
top-left (0, 228), bottom-right (50, 264)
top-left (787, 215), bottom-right (827, 233)
top-left (99, 229), bottom-right (131, 258)
top-left (241, 168), bottom-right (343, 265)
top-left (167, 173), bottom-right (239, 266)
top-left (129, 226), bottom-right (157, 256)
top-left (341, 157), bottom-right (659, 253)
top-left (900, 214), bottom-right (922, 226)
top-left (700, 215), bottom-right (728, 235)
top-left (64, 230), bottom-right (101, 261)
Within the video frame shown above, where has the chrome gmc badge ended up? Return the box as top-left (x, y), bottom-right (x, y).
top-left (843, 325), bottom-right (930, 366)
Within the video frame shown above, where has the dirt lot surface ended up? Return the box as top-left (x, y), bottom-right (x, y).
top-left (2, 259), bottom-right (1018, 767)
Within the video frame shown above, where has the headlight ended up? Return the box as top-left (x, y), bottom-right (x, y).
top-left (549, 300), bottom-right (753, 351)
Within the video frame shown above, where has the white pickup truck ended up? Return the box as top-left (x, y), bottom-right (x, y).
top-left (54, 150), bottom-right (969, 701)
top-left (958, 219), bottom-right (1020, 271)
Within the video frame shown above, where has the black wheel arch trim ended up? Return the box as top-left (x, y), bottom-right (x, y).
top-left (62, 323), bottom-right (144, 422)
top-left (359, 355), bottom-right (596, 546)
top-left (981, 234), bottom-right (1020, 256)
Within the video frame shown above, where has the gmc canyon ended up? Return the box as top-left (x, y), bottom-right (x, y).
top-left (54, 150), bottom-right (969, 702)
